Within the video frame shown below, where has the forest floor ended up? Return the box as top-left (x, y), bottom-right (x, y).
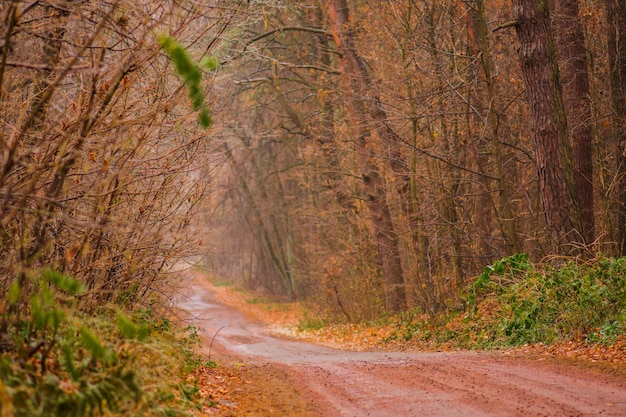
top-left (177, 273), bottom-right (626, 416)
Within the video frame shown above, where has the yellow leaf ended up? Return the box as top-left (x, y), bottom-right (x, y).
top-left (0, 379), bottom-right (13, 417)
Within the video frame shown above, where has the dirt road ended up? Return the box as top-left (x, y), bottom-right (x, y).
top-left (178, 281), bottom-right (626, 416)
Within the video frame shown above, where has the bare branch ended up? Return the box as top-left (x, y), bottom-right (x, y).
top-left (4, 61), bottom-right (92, 71)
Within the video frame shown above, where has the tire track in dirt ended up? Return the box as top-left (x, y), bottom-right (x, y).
top-left (178, 281), bottom-right (626, 417)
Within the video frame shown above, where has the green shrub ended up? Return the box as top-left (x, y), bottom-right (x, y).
top-left (0, 271), bottom-right (141, 417)
top-left (0, 270), bottom-right (211, 417)
top-left (466, 255), bottom-right (626, 346)
top-left (468, 253), bottom-right (532, 306)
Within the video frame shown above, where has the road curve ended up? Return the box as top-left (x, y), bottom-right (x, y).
top-left (178, 281), bottom-right (626, 417)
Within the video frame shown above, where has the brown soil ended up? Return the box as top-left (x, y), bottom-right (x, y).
top-left (179, 275), bottom-right (626, 417)
top-left (192, 358), bottom-right (321, 416)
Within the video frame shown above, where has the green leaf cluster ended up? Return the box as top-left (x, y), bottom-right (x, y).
top-left (158, 34), bottom-right (215, 129)
top-left (468, 253), bottom-right (532, 306)
top-left (0, 271), bottom-right (142, 417)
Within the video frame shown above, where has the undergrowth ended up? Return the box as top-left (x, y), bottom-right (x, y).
top-left (387, 254), bottom-right (626, 349)
top-left (0, 270), bottom-right (212, 417)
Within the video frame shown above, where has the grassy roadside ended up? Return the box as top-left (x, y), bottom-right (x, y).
top-left (199, 255), bottom-right (626, 369)
top-left (0, 316), bottom-right (218, 417)
top-left (0, 268), bottom-right (318, 417)
top-left (0, 270), bottom-right (222, 417)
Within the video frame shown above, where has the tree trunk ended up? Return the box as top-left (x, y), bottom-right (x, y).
top-left (605, 0), bottom-right (626, 255)
top-left (328, 0), bottom-right (406, 313)
top-left (553, 0), bottom-right (595, 246)
top-left (223, 141), bottom-right (296, 297)
top-left (466, 0), bottom-right (522, 256)
top-left (512, 0), bottom-right (584, 253)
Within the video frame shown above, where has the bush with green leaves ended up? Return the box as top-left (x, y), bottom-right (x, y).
top-left (0, 270), bottom-right (211, 417)
top-left (466, 255), bottom-right (626, 346)
top-left (386, 255), bottom-right (626, 348)
top-left (0, 271), bottom-right (143, 417)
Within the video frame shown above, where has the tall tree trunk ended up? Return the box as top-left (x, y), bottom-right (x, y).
top-left (553, 0), bottom-right (595, 246)
top-left (328, 0), bottom-right (406, 313)
top-left (466, 0), bottom-right (522, 255)
top-left (398, 1), bottom-right (437, 313)
top-left (605, 0), bottom-right (626, 255)
top-left (512, 0), bottom-right (584, 253)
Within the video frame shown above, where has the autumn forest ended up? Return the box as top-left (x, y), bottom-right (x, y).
top-left (2, 0), bottom-right (626, 318)
top-left (206, 0), bottom-right (626, 319)
top-left (1, 0), bottom-right (626, 414)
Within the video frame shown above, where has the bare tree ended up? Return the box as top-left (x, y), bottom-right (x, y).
top-left (0, 0), bottom-right (231, 314)
top-left (328, 0), bottom-right (407, 313)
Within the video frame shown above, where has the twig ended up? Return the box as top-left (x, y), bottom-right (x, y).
top-left (492, 20), bottom-right (518, 33)
top-left (208, 325), bottom-right (226, 361)
top-left (4, 61), bottom-right (92, 71)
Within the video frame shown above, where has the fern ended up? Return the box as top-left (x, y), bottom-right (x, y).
top-left (61, 342), bottom-right (79, 381)
top-left (7, 279), bottom-right (21, 306)
top-left (79, 328), bottom-right (106, 360)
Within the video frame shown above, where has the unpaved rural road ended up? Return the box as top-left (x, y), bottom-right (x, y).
top-left (178, 281), bottom-right (626, 417)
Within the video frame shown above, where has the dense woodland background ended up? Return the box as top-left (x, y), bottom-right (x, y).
top-left (2, 0), bottom-right (626, 323)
